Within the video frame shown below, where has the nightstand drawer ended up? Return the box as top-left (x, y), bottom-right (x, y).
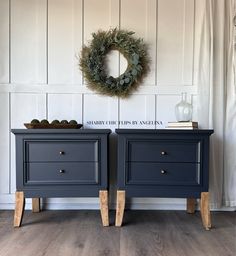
top-left (126, 162), bottom-right (200, 186)
top-left (128, 140), bottom-right (200, 162)
top-left (25, 162), bottom-right (99, 185)
top-left (26, 140), bottom-right (98, 162)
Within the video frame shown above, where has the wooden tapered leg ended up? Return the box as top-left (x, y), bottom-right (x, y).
top-left (32, 198), bottom-right (40, 213)
top-left (115, 190), bottom-right (125, 227)
top-left (187, 198), bottom-right (196, 214)
top-left (200, 192), bottom-right (211, 230)
top-left (14, 191), bottom-right (25, 227)
top-left (99, 190), bottom-right (109, 227)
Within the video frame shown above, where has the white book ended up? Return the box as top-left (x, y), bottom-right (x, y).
top-left (167, 121), bottom-right (198, 128)
top-left (165, 126), bottom-right (198, 130)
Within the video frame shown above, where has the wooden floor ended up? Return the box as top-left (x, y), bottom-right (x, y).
top-left (0, 210), bottom-right (235, 256)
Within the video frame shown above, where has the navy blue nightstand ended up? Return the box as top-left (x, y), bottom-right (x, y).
top-left (12, 129), bottom-right (111, 227)
top-left (115, 129), bottom-right (214, 230)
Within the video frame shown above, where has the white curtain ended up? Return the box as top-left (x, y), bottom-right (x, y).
top-left (223, 0), bottom-right (236, 207)
top-left (197, 0), bottom-right (236, 208)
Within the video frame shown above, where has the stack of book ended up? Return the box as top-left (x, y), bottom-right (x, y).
top-left (166, 121), bottom-right (198, 129)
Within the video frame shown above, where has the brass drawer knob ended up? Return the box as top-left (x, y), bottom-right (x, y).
top-left (161, 151), bottom-right (166, 155)
top-left (59, 169), bottom-right (65, 174)
top-left (161, 170), bottom-right (166, 174)
top-left (59, 151), bottom-right (65, 155)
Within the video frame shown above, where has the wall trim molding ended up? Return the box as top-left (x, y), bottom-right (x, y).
top-left (0, 84), bottom-right (198, 95)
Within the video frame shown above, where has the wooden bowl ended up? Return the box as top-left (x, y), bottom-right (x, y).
top-left (24, 123), bottom-right (83, 129)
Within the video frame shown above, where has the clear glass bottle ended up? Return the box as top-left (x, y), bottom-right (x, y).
top-left (175, 92), bottom-right (193, 122)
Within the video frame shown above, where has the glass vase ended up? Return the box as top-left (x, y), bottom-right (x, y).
top-left (175, 92), bottom-right (193, 122)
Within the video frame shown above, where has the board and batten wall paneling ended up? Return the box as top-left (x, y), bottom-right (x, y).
top-left (157, 0), bottom-right (194, 86)
top-left (119, 95), bottom-right (156, 129)
top-left (10, 93), bottom-right (46, 193)
top-left (156, 94), bottom-right (181, 128)
top-left (48, 93), bottom-right (83, 122)
top-left (0, 93), bottom-right (10, 193)
top-left (193, 0), bottom-right (206, 86)
top-left (0, 0), bottom-right (201, 210)
top-left (181, 0), bottom-right (195, 85)
top-left (120, 0), bottom-right (157, 85)
top-left (191, 94), bottom-right (198, 123)
top-left (0, 0), bottom-right (9, 83)
top-left (83, 0), bottom-right (120, 82)
top-left (84, 0), bottom-right (119, 41)
top-left (83, 94), bottom-right (118, 131)
top-left (156, 93), bottom-right (196, 128)
top-left (48, 0), bottom-right (83, 85)
top-left (11, 0), bottom-right (47, 84)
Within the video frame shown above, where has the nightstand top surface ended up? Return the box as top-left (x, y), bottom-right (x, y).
top-left (115, 129), bottom-right (214, 135)
top-left (11, 129), bottom-right (111, 134)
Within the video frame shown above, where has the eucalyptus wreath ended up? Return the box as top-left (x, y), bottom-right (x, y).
top-left (79, 28), bottom-right (149, 97)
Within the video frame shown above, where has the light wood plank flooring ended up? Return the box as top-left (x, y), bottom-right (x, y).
top-left (0, 210), bottom-right (235, 256)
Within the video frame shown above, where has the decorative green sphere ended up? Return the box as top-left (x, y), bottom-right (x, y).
top-left (69, 120), bottom-right (78, 125)
top-left (31, 119), bottom-right (40, 124)
top-left (40, 119), bottom-right (49, 124)
top-left (61, 120), bottom-right (69, 124)
top-left (51, 120), bottom-right (60, 124)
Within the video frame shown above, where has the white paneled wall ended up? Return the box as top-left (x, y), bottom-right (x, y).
top-left (119, 95), bottom-right (156, 128)
top-left (120, 0), bottom-right (157, 85)
top-left (48, 94), bottom-right (83, 122)
top-left (156, 95), bottom-right (181, 128)
top-left (83, 94), bottom-right (118, 130)
top-left (157, 0), bottom-right (194, 85)
top-left (84, 0), bottom-right (119, 40)
top-left (0, 0), bottom-right (199, 210)
top-left (11, 0), bottom-right (47, 84)
top-left (48, 0), bottom-right (83, 84)
top-left (0, 0), bottom-right (9, 83)
top-left (0, 93), bottom-right (9, 194)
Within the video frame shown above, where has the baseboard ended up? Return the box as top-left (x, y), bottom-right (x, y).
top-left (1, 194), bottom-right (235, 211)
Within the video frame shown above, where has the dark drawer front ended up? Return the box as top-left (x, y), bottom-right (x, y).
top-left (128, 140), bottom-right (200, 162)
top-left (26, 140), bottom-right (98, 162)
top-left (126, 162), bottom-right (200, 186)
top-left (25, 162), bottom-right (99, 185)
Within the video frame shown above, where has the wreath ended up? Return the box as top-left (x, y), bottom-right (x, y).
top-left (79, 28), bottom-right (149, 98)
